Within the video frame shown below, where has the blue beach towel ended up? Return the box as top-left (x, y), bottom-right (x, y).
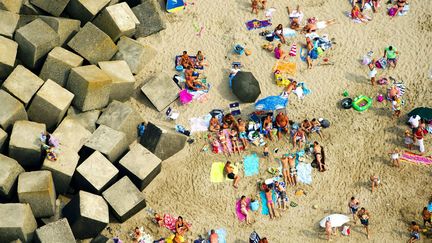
top-left (243, 153), bottom-right (260, 176)
top-left (208, 228), bottom-right (227, 243)
top-left (259, 190), bottom-right (277, 215)
top-left (297, 162), bottom-right (312, 185)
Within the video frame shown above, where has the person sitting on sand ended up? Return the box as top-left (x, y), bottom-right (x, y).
top-left (286, 5), bottom-right (303, 30)
top-left (274, 181), bottom-right (288, 210)
top-left (275, 112), bottom-right (289, 140)
top-left (230, 64), bottom-right (241, 77)
top-left (370, 175), bottom-right (380, 192)
top-left (357, 208), bottom-right (370, 239)
top-left (196, 50), bottom-right (207, 67)
top-left (209, 115), bottom-right (221, 132)
top-left (370, 0), bottom-right (380, 13)
top-left (185, 66), bottom-right (206, 91)
top-left (310, 118), bottom-right (323, 139)
top-left (265, 188), bottom-right (277, 219)
top-left (274, 43), bottom-right (288, 60)
top-left (218, 130), bottom-right (230, 156)
top-left (274, 24), bottom-right (286, 44)
top-left (251, 0), bottom-right (259, 14)
top-left (302, 17), bottom-right (336, 33)
top-left (209, 229), bottom-right (218, 243)
top-left (222, 113), bottom-right (236, 128)
top-left (391, 97), bottom-right (402, 119)
top-left (175, 216), bottom-right (189, 235)
top-left (288, 155), bottom-right (297, 186)
top-left (293, 129), bottom-right (306, 150)
top-left (383, 46), bottom-right (398, 68)
top-left (240, 195), bottom-right (251, 224)
top-left (237, 118), bottom-right (249, 149)
top-left (390, 0), bottom-right (408, 17)
top-left (422, 207), bottom-right (432, 227)
top-left (284, 80), bottom-right (297, 94)
top-left (230, 129), bottom-right (241, 154)
top-left (388, 148), bottom-right (401, 167)
top-left (180, 51), bottom-right (194, 68)
top-left (313, 141), bottom-right (325, 171)
top-left (408, 221), bottom-right (420, 243)
top-left (133, 227), bottom-right (142, 242)
top-left (152, 213), bottom-right (164, 227)
top-left (351, 5), bottom-right (370, 23)
top-left (281, 154), bottom-right (291, 185)
top-left (225, 161), bottom-right (240, 188)
top-left (301, 119), bottom-right (312, 134)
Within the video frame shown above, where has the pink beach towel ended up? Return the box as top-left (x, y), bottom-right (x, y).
top-left (235, 198), bottom-right (250, 221)
top-left (401, 151), bottom-right (432, 165)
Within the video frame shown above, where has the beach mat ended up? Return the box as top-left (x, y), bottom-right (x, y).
top-left (400, 151), bottom-right (432, 165)
top-left (297, 162), bottom-right (312, 185)
top-left (235, 198), bottom-right (250, 221)
top-left (175, 55), bottom-right (204, 69)
top-left (243, 153), bottom-right (259, 176)
top-left (210, 162), bottom-right (238, 183)
top-left (245, 19), bottom-right (272, 30)
top-left (272, 61), bottom-right (296, 76)
top-left (259, 190), bottom-right (277, 215)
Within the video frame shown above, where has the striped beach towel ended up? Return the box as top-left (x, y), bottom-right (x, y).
top-left (400, 151), bottom-right (432, 165)
top-left (289, 43), bottom-right (297, 56)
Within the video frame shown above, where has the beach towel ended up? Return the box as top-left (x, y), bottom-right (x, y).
top-left (208, 228), bottom-right (227, 243)
top-left (213, 129), bottom-right (236, 154)
top-left (345, 11), bottom-right (371, 23)
top-left (297, 162), bottom-right (312, 185)
top-left (272, 61), bottom-right (296, 76)
top-left (259, 190), bottom-right (277, 215)
top-left (289, 43), bottom-right (297, 56)
top-left (400, 151), bottom-right (432, 165)
top-left (273, 28), bottom-right (296, 39)
top-left (235, 198), bottom-right (250, 221)
top-left (175, 55), bottom-right (204, 69)
top-left (210, 162), bottom-right (238, 183)
top-left (245, 19), bottom-right (272, 30)
top-left (163, 214), bottom-right (191, 232)
top-left (243, 153), bottom-right (260, 176)
top-left (189, 114), bottom-right (212, 133)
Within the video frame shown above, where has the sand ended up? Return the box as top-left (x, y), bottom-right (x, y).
top-left (101, 0), bottom-right (432, 242)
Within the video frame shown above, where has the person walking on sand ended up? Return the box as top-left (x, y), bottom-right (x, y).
top-left (389, 148), bottom-right (401, 167)
top-left (414, 125), bottom-right (426, 154)
top-left (348, 197), bottom-right (360, 221)
top-left (368, 60), bottom-right (377, 86)
top-left (225, 161), bottom-right (240, 189)
top-left (251, 0), bottom-right (259, 14)
top-left (408, 221), bottom-right (420, 243)
top-left (288, 155), bottom-right (297, 186)
top-left (209, 229), bottom-right (218, 243)
top-left (357, 208), bottom-right (371, 239)
top-left (370, 175), bottom-right (380, 193)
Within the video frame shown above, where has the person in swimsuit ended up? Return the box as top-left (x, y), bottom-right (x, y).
top-left (284, 80), bottom-right (297, 94)
top-left (275, 112), bottom-right (289, 140)
top-left (286, 5), bottom-right (303, 30)
top-left (195, 50), bottom-right (207, 67)
top-left (274, 43), bottom-right (288, 60)
top-left (310, 118), bottom-right (323, 139)
top-left (325, 217), bottom-right (332, 241)
top-left (180, 51), bottom-right (194, 68)
top-left (370, 175), bottom-right (380, 193)
top-left (408, 221), bottom-right (420, 243)
top-left (209, 229), bottom-right (218, 243)
top-left (352, 0), bottom-right (365, 11)
top-left (237, 118), bottom-right (248, 149)
top-left (301, 119), bottom-right (312, 134)
top-left (209, 115), bottom-right (220, 132)
top-left (263, 114), bottom-right (274, 141)
top-left (218, 130), bottom-right (230, 156)
top-left (313, 141), bottom-right (325, 172)
top-left (175, 216), bottom-right (189, 236)
top-left (251, 0), bottom-right (259, 14)
top-left (240, 195), bottom-right (251, 224)
top-left (305, 37), bottom-right (314, 69)
top-left (357, 208), bottom-right (370, 239)
top-left (392, 0), bottom-right (408, 17)
top-left (225, 161), bottom-right (240, 188)
top-left (288, 155), bottom-right (297, 186)
top-left (274, 24), bottom-right (286, 44)
top-left (351, 5), bottom-right (369, 23)
top-left (293, 129), bottom-right (306, 150)
top-left (368, 60), bottom-right (377, 86)
top-left (422, 207), bottom-right (432, 227)
top-left (391, 97), bottom-right (402, 119)
top-left (222, 113), bottom-right (236, 128)
top-left (388, 148), bottom-right (400, 167)
top-left (274, 181), bottom-right (288, 210)
top-left (265, 188), bottom-right (276, 219)
top-left (230, 129), bottom-right (240, 155)
top-left (281, 154), bottom-right (291, 185)
top-left (302, 18), bottom-right (336, 33)
top-left (348, 197), bottom-right (360, 221)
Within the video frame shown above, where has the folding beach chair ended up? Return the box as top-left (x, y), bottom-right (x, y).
top-left (229, 102), bottom-right (241, 116)
top-left (166, 107), bottom-right (179, 120)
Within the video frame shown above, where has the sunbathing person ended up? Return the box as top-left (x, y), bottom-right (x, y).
top-left (240, 195), bottom-right (251, 224)
top-left (313, 141), bottom-right (325, 172)
top-left (230, 129), bottom-right (241, 154)
top-left (274, 24), bottom-right (286, 44)
top-left (225, 161), bottom-right (240, 188)
top-left (293, 129), bottom-right (306, 150)
top-left (288, 155), bottom-right (297, 185)
top-left (275, 112), bottom-right (289, 140)
top-left (351, 5), bottom-right (370, 23)
top-left (302, 18), bottom-right (336, 33)
top-left (223, 113), bottom-right (237, 128)
top-left (237, 118), bottom-right (249, 149)
top-left (286, 5), bottom-right (303, 30)
top-left (265, 188), bottom-right (277, 219)
top-left (274, 181), bottom-right (288, 210)
top-left (180, 51), bottom-right (194, 68)
top-left (218, 130), bottom-right (230, 156)
top-left (281, 154), bottom-right (291, 185)
top-left (284, 80), bottom-right (297, 94)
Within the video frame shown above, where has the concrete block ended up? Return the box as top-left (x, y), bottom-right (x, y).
top-left (39, 16), bottom-right (81, 47)
top-left (113, 36), bottom-right (156, 74)
top-left (2, 65), bottom-right (44, 107)
top-left (0, 0), bottom-right (23, 13)
top-left (30, 0), bottom-right (69, 16)
top-left (17, 14), bottom-right (39, 29)
top-left (62, 190), bottom-right (109, 239)
top-left (35, 218), bottom-right (75, 243)
top-left (82, 125), bottom-right (128, 163)
top-left (18, 171), bottom-right (56, 218)
top-left (40, 195), bottom-right (71, 225)
top-left (20, 0), bottom-right (44, 15)
top-left (39, 47), bottom-right (83, 87)
top-left (102, 176), bottom-right (146, 222)
top-left (140, 122), bottom-right (187, 161)
top-left (118, 143), bottom-right (161, 191)
top-left (52, 118), bottom-right (91, 152)
top-left (132, 0), bottom-right (166, 38)
top-left (0, 36), bottom-right (17, 80)
top-left (14, 19), bottom-right (60, 69)
top-left (0, 128), bottom-right (6, 151)
top-left (0, 10), bottom-right (19, 38)
top-left (65, 107), bottom-right (100, 132)
top-left (0, 203), bottom-right (37, 243)
top-left (9, 120), bottom-right (45, 168)
top-left (66, 65), bottom-right (112, 111)
top-left (66, 0), bottom-right (110, 23)
top-left (0, 89), bottom-right (27, 132)
top-left (0, 154), bottom-right (24, 200)
top-left (93, 2), bottom-right (139, 41)
top-left (28, 79), bottom-right (74, 131)
top-left (96, 100), bottom-right (142, 143)
top-left (41, 147), bottom-right (79, 194)
top-left (98, 60), bottom-right (135, 102)
top-left (140, 73), bottom-right (179, 111)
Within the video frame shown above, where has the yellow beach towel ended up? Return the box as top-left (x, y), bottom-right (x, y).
top-left (210, 162), bottom-right (238, 183)
top-left (272, 61), bottom-right (296, 76)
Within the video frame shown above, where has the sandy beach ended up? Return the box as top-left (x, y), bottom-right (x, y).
top-left (102, 0), bottom-right (432, 242)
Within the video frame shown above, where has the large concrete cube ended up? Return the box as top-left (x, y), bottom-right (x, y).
top-left (9, 120), bottom-right (45, 168)
top-left (62, 190), bottom-right (109, 239)
top-left (18, 171), bottom-right (56, 218)
top-left (20, 0), bottom-right (44, 15)
top-left (39, 47), bottom-right (83, 87)
top-left (14, 19), bottom-right (60, 69)
top-left (75, 151), bottom-right (118, 193)
top-left (65, 107), bottom-right (100, 132)
top-left (66, 0), bottom-right (110, 23)
top-left (82, 125), bottom-right (128, 162)
top-left (132, 0), bottom-right (166, 38)
top-left (66, 65), bottom-right (112, 111)
top-left (96, 100), bottom-right (142, 143)
top-left (35, 218), bottom-right (75, 243)
top-left (98, 60), bottom-right (135, 102)
top-left (30, 0), bottom-right (70, 16)
top-left (39, 17), bottom-right (81, 47)
top-left (0, 90), bottom-right (27, 132)
top-left (0, 10), bottom-right (19, 38)
top-left (42, 147), bottom-right (79, 194)
top-left (93, 2), bottom-right (139, 41)
top-left (0, 154), bottom-right (24, 200)
top-left (67, 22), bottom-right (118, 64)
top-left (28, 79), bottom-right (74, 131)
top-left (0, 36), bottom-right (17, 80)
top-left (0, 0), bottom-right (23, 13)
top-left (140, 73), bottom-right (180, 111)
top-left (118, 143), bottom-right (161, 191)
top-left (102, 176), bottom-right (146, 222)
top-left (0, 128), bottom-right (6, 151)
top-left (52, 118), bottom-right (91, 152)
top-left (113, 36), bottom-right (156, 74)
top-left (0, 203), bottom-right (37, 243)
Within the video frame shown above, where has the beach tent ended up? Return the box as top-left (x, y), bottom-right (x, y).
top-left (319, 214), bottom-right (350, 228)
top-left (231, 71), bottom-right (261, 103)
top-left (255, 96), bottom-right (288, 112)
top-left (408, 107), bottom-right (432, 121)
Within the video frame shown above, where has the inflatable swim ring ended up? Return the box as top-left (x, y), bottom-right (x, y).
top-left (352, 95), bottom-right (372, 112)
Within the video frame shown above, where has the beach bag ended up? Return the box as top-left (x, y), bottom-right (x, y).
top-left (388, 7), bottom-right (397, 16)
top-left (341, 226), bottom-right (351, 236)
top-left (310, 49), bottom-right (319, 59)
top-left (319, 119), bottom-right (330, 128)
top-left (250, 200), bottom-right (259, 211)
top-left (179, 90), bottom-right (193, 105)
top-left (265, 34), bottom-right (274, 42)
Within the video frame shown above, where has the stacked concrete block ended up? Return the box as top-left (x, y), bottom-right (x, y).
top-left (14, 19), bottom-right (60, 69)
top-left (0, 203), bottom-right (37, 242)
top-left (132, 0), bottom-right (166, 38)
top-left (35, 218), bottom-right (75, 243)
top-left (39, 17), bottom-right (81, 47)
top-left (52, 118), bottom-right (91, 152)
top-left (20, 0), bottom-right (44, 15)
top-left (93, 2), bottom-right (139, 41)
top-left (2, 65), bottom-right (44, 107)
top-left (0, 128), bottom-right (6, 151)
top-left (0, 154), bottom-right (24, 200)
top-left (42, 147), bottom-right (79, 194)
top-left (17, 14), bottom-right (39, 28)
top-left (27, 79), bottom-right (74, 130)
top-left (62, 190), bottom-right (109, 239)
top-left (113, 36), bottom-right (156, 74)
top-left (66, 0), bottom-right (110, 23)
top-left (0, 0), bottom-right (23, 13)
top-left (66, 65), bottom-right (112, 111)
top-left (0, 90), bottom-right (27, 132)
top-left (96, 100), bottom-right (142, 143)
top-left (75, 151), bottom-right (118, 193)
top-left (30, 0), bottom-right (70, 16)
top-left (118, 143), bottom-right (161, 191)
top-left (98, 60), bottom-right (135, 102)
top-left (82, 125), bottom-right (128, 162)
top-left (41, 194), bottom-right (71, 226)
top-left (9, 120), bottom-right (45, 168)
top-left (140, 73), bottom-right (180, 111)
top-left (0, 36), bottom-right (17, 80)
top-left (17, 171), bottom-right (56, 218)
top-left (66, 107), bottom-right (100, 132)
top-left (102, 176), bottom-right (146, 222)
top-left (0, 10), bottom-right (19, 38)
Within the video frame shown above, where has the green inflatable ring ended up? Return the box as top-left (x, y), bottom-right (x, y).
top-left (352, 95), bottom-right (372, 112)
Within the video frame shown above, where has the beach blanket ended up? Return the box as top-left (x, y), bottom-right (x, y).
top-left (272, 61), bottom-right (296, 76)
top-left (208, 228), bottom-right (227, 243)
top-left (273, 28), bottom-right (296, 39)
top-left (189, 114), bottom-right (212, 133)
top-left (400, 151), bottom-right (432, 165)
top-left (235, 198), bottom-right (250, 221)
top-left (259, 190), bottom-right (277, 215)
top-left (162, 214), bottom-right (191, 232)
top-left (213, 129), bottom-right (235, 154)
top-left (175, 55), bottom-right (204, 69)
top-left (210, 162), bottom-right (238, 183)
top-left (297, 162), bottom-right (312, 185)
top-left (245, 19), bottom-right (272, 30)
top-left (243, 153), bottom-right (260, 176)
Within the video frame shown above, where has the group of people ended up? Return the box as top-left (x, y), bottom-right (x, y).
top-left (351, 0), bottom-right (408, 22)
top-left (180, 51), bottom-right (208, 91)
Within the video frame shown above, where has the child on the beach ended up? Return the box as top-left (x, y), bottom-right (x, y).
top-left (368, 60), bottom-right (377, 86)
top-left (261, 0), bottom-right (267, 10)
top-left (263, 144), bottom-right (270, 162)
top-left (404, 130), bottom-right (414, 150)
top-left (370, 175), bottom-right (380, 193)
top-left (389, 148), bottom-right (401, 167)
top-left (251, 0), bottom-right (259, 14)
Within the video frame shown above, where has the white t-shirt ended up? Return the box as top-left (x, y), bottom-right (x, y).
top-left (408, 115), bottom-right (420, 128)
top-left (231, 68), bottom-right (240, 75)
top-left (368, 68), bottom-right (377, 78)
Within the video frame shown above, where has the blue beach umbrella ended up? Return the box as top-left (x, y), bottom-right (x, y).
top-left (255, 96), bottom-right (288, 111)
